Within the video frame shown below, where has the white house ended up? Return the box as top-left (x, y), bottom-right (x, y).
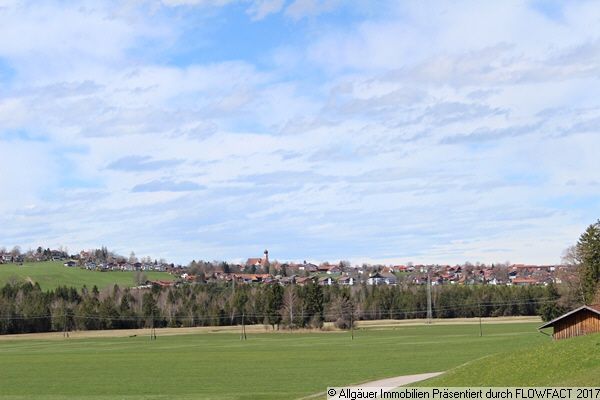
top-left (338, 276), bottom-right (355, 286)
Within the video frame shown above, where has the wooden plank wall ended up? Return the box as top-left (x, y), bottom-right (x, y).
top-left (553, 310), bottom-right (600, 340)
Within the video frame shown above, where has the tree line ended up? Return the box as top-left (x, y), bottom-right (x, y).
top-left (543, 218), bottom-right (600, 320)
top-left (3, 218), bottom-right (597, 335)
top-left (0, 280), bottom-right (555, 335)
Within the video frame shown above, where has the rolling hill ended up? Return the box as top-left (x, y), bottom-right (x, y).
top-left (419, 332), bottom-right (600, 386)
top-left (0, 261), bottom-right (175, 290)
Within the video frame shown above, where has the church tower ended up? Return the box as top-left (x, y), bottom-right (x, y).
top-left (263, 249), bottom-right (269, 266)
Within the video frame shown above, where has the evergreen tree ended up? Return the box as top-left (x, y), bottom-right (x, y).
top-left (142, 292), bottom-right (159, 328)
top-left (304, 282), bottom-right (324, 328)
top-left (99, 297), bottom-right (120, 329)
top-left (231, 287), bottom-right (248, 325)
top-left (263, 285), bottom-right (283, 329)
top-left (539, 283), bottom-right (564, 322)
top-left (576, 220), bottom-right (600, 304)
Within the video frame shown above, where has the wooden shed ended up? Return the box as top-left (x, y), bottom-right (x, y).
top-left (539, 305), bottom-right (600, 340)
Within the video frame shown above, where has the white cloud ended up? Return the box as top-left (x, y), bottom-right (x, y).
top-left (0, 1), bottom-right (599, 264)
top-left (247, 0), bottom-right (285, 20)
top-left (0, 3), bottom-right (173, 82)
top-left (0, 98), bottom-right (27, 128)
top-left (0, 141), bottom-right (57, 211)
top-left (0, 0), bottom-right (20, 8)
top-left (284, 0), bottom-right (339, 20)
top-left (160, 0), bottom-right (235, 6)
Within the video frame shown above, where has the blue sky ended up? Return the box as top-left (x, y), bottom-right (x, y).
top-left (1, 0), bottom-right (600, 265)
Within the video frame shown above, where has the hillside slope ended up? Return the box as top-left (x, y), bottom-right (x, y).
top-left (420, 332), bottom-right (600, 386)
top-left (0, 261), bottom-right (174, 290)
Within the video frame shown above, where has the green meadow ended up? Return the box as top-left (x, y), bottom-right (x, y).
top-left (0, 322), bottom-right (548, 400)
top-left (0, 261), bottom-right (174, 290)
top-left (420, 331), bottom-right (600, 387)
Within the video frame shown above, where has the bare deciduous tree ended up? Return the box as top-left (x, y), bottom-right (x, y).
top-left (281, 286), bottom-right (300, 329)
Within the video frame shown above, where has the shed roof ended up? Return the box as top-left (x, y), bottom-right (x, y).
top-left (538, 304), bottom-right (600, 330)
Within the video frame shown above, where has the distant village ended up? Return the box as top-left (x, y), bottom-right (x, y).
top-left (0, 246), bottom-right (577, 288)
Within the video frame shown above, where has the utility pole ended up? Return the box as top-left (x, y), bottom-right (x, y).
top-left (350, 302), bottom-right (354, 341)
top-left (290, 298), bottom-right (294, 331)
top-left (63, 312), bottom-right (69, 338)
top-left (240, 312), bottom-right (246, 341)
top-left (426, 268), bottom-right (432, 324)
top-left (478, 298), bottom-right (483, 337)
top-left (231, 278), bottom-right (236, 325)
top-left (151, 317), bottom-right (157, 340)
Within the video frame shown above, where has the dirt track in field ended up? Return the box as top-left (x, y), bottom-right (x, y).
top-left (357, 315), bottom-right (540, 328)
top-left (299, 372), bottom-right (444, 399)
top-left (354, 372), bottom-right (444, 387)
top-left (0, 316), bottom-right (541, 341)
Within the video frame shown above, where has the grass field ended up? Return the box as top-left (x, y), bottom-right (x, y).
top-left (0, 261), bottom-right (175, 290)
top-left (420, 331), bottom-right (600, 387)
top-left (0, 322), bottom-right (548, 399)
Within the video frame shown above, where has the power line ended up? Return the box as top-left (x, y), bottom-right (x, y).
top-left (0, 297), bottom-right (559, 322)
